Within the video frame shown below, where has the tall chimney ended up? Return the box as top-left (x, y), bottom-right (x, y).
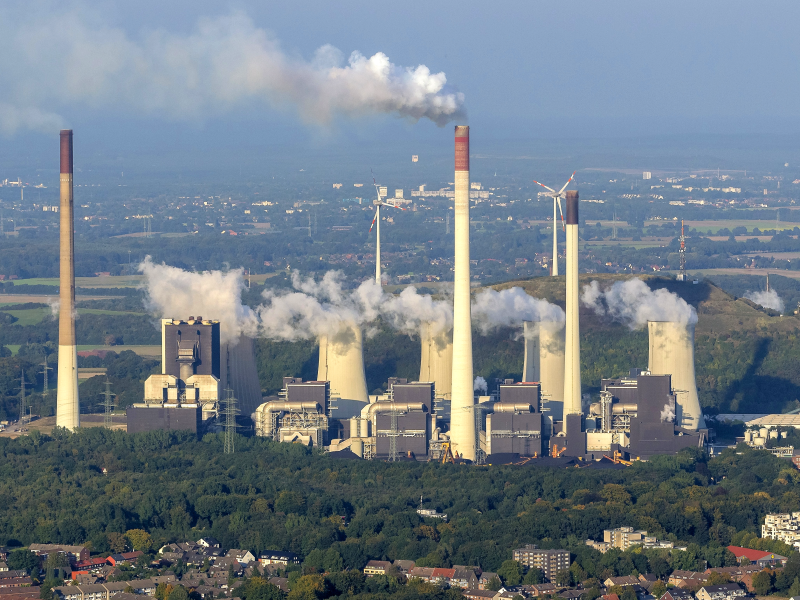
top-left (57, 129), bottom-right (79, 430)
top-left (450, 125), bottom-right (476, 460)
top-left (563, 190), bottom-right (581, 426)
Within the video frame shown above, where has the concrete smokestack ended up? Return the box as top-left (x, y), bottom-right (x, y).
top-left (450, 125), bottom-right (476, 460)
top-left (523, 321), bottom-right (565, 406)
top-left (317, 322), bottom-right (369, 403)
top-left (56, 129), bottom-right (79, 430)
top-left (419, 323), bottom-right (453, 402)
top-left (563, 190), bottom-right (581, 426)
top-left (648, 321), bottom-right (704, 430)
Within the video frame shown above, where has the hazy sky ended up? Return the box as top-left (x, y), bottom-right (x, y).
top-left (1, 0), bottom-right (799, 159)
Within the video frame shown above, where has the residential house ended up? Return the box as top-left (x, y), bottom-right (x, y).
top-left (462, 591), bottom-right (496, 600)
top-left (512, 545), bottom-right (571, 583)
top-left (363, 561), bottom-right (391, 577)
top-left (601, 594), bottom-right (620, 600)
top-left (392, 560), bottom-right (415, 578)
top-left (408, 567), bottom-right (434, 582)
top-left (110, 594), bottom-right (155, 600)
top-left (258, 551), bottom-right (300, 567)
top-left (0, 578), bottom-right (32, 588)
top-left (197, 538), bottom-right (221, 549)
top-left (107, 552), bottom-right (143, 567)
top-left (726, 546), bottom-right (787, 567)
top-left (558, 590), bottom-right (584, 600)
top-left (638, 574), bottom-right (658, 583)
top-left (478, 573), bottom-right (499, 590)
top-left (696, 584), bottom-right (746, 600)
top-left (0, 563), bottom-right (7, 572)
top-left (659, 590), bottom-right (694, 600)
top-left (268, 577), bottom-right (289, 593)
top-left (28, 545), bottom-right (89, 564)
top-left (605, 576), bottom-right (639, 587)
top-left (668, 571), bottom-right (710, 588)
top-left (524, 583), bottom-right (558, 596)
top-left (431, 568), bottom-right (456, 585)
top-left (225, 550), bottom-right (255, 565)
top-left (451, 568), bottom-right (479, 590)
top-left (705, 565), bottom-right (763, 584)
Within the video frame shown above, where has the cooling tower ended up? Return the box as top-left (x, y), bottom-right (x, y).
top-left (419, 323), bottom-right (453, 401)
top-left (563, 190), bottom-right (581, 427)
top-left (450, 125), bottom-right (476, 460)
top-left (523, 321), bottom-right (565, 406)
top-left (647, 321), bottom-right (704, 430)
top-left (56, 129), bottom-right (79, 430)
top-left (317, 322), bottom-right (369, 403)
top-left (221, 335), bottom-right (264, 418)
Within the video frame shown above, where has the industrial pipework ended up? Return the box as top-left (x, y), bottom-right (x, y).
top-left (450, 125), bottom-right (476, 460)
top-left (56, 129), bottom-right (79, 430)
top-left (254, 401), bottom-right (323, 438)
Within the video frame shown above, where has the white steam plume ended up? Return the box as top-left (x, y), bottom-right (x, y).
top-left (581, 278), bottom-right (697, 329)
top-left (745, 289), bottom-right (784, 312)
top-left (660, 403), bottom-right (675, 423)
top-left (259, 272), bottom-right (453, 341)
top-left (0, 8), bottom-right (465, 132)
top-left (139, 257), bottom-right (258, 345)
top-left (471, 287), bottom-right (564, 334)
top-left (474, 376), bottom-right (488, 393)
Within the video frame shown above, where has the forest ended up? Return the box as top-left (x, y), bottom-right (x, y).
top-left (1, 428), bottom-right (799, 582)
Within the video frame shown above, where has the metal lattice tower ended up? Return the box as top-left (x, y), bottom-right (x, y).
top-left (19, 369), bottom-right (26, 424)
top-left (388, 410), bottom-right (399, 462)
top-left (223, 388), bottom-right (239, 454)
top-left (103, 379), bottom-right (115, 428)
top-left (39, 356), bottom-right (52, 397)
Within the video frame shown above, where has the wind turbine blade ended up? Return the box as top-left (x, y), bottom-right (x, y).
top-left (557, 171), bottom-right (576, 195)
top-left (533, 180), bottom-right (556, 194)
top-left (557, 198), bottom-right (565, 231)
top-left (369, 211), bottom-right (377, 232)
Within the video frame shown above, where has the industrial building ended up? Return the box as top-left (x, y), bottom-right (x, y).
top-left (485, 383), bottom-right (544, 457)
top-left (512, 545), bottom-right (570, 583)
top-left (254, 379), bottom-right (330, 447)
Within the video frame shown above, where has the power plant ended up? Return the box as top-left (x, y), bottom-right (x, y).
top-left (56, 129), bottom-right (80, 430)
top-left (113, 125), bottom-right (708, 464)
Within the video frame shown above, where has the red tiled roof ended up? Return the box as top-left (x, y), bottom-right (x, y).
top-left (726, 546), bottom-right (772, 562)
top-left (432, 568), bottom-right (456, 579)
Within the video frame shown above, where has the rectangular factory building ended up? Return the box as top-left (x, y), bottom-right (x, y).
top-left (486, 383), bottom-right (544, 457)
top-left (375, 412), bottom-right (429, 459)
top-left (162, 318), bottom-right (220, 379)
top-left (127, 405), bottom-right (201, 434)
top-left (391, 381), bottom-right (435, 413)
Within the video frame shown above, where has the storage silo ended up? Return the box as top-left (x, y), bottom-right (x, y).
top-left (419, 323), bottom-right (453, 402)
top-left (317, 321), bottom-right (369, 403)
top-left (647, 321), bottom-right (704, 431)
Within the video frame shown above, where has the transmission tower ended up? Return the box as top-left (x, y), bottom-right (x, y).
top-left (102, 379), bottom-right (115, 428)
top-left (39, 355), bottom-right (52, 397)
top-left (19, 369), bottom-right (26, 424)
top-left (678, 219), bottom-right (687, 282)
top-left (223, 388), bottom-right (239, 454)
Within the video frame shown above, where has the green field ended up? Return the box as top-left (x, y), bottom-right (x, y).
top-left (681, 220), bottom-right (800, 234)
top-left (11, 275), bottom-right (144, 288)
top-left (0, 307), bottom-right (146, 327)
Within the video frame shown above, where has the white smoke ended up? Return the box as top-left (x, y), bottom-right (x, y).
top-left (660, 403), bottom-right (675, 423)
top-left (581, 278), bottom-right (697, 329)
top-left (0, 8), bottom-right (465, 132)
top-left (259, 272), bottom-right (453, 341)
top-left (744, 289), bottom-right (784, 312)
top-left (474, 376), bottom-right (488, 393)
top-left (471, 287), bottom-right (564, 334)
top-left (139, 257), bottom-right (258, 345)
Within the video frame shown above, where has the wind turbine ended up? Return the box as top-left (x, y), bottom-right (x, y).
top-left (533, 172), bottom-right (576, 276)
top-left (369, 173), bottom-right (406, 285)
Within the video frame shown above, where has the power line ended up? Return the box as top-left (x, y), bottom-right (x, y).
top-left (39, 355), bottom-right (52, 397)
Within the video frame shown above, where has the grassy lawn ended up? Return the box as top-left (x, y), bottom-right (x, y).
top-left (12, 275), bottom-right (144, 288)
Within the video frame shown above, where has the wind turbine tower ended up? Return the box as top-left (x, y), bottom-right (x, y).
top-left (370, 174), bottom-right (406, 285)
top-left (533, 172), bottom-right (575, 276)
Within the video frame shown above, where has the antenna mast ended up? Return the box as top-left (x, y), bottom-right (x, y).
top-left (19, 369), bottom-right (26, 424)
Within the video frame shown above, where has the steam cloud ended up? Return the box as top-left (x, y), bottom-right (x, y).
top-left (745, 289), bottom-right (784, 312)
top-left (0, 8), bottom-right (465, 133)
top-left (139, 258), bottom-right (258, 345)
top-left (472, 287), bottom-right (565, 334)
top-left (581, 278), bottom-right (697, 329)
top-left (660, 403), bottom-right (675, 423)
top-left (474, 376), bottom-right (488, 393)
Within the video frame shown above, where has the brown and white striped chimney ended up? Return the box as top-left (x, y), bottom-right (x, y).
top-left (56, 129), bottom-right (79, 430)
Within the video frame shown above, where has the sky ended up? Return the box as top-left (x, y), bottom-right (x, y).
top-left (0, 1), bottom-right (799, 168)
